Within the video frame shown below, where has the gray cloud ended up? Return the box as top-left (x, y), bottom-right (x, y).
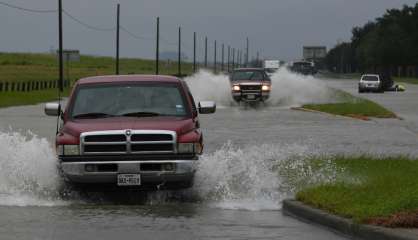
top-left (0, 0), bottom-right (416, 61)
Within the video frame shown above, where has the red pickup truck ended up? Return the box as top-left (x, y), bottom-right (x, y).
top-left (45, 75), bottom-right (216, 190)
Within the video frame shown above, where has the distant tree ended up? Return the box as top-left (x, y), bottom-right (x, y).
top-left (325, 3), bottom-right (418, 76)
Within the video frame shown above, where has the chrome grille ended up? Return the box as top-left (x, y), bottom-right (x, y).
top-left (241, 85), bottom-right (261, 93)
top-left (80, 130), bottom-right (177, 155)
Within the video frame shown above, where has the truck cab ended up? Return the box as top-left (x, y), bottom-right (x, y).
top-left (230, 68), bottom-right (271, 103)
top-left (44, 75), bottom-right (216, 190)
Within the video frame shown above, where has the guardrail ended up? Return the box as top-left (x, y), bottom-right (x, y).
top-left (0, 80), bottom-right (70, 92)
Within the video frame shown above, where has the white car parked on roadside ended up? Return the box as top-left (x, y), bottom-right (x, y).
top-left (358, 74), bottom-right (382, 93)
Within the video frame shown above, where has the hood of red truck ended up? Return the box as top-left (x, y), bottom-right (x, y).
top-left (62, 116), bottom-right (195, 138)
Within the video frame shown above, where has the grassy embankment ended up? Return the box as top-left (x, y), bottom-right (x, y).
top-left (320, 72), bottom-right (418, 84)
top-left (302, 90), bottom-right (396, 119)
top-left (394, 76), bottom-right (418, 85)
top-left (0, 52), bottom-right (193, 108)
top-left (296, 156), bottom-right (418, 227)
top-left (318, 72), bottom-right (361, 80)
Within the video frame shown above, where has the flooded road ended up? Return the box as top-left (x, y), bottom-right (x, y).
top-left (1, 71), bottom-right (417, 240)
top-left (0, 102), bottom-right (349, 240)
top-left (0, 204), bottom-right (347, 240)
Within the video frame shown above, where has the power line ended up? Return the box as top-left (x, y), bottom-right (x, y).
top-left (160, 36), bottom-right (177, 46)
top-left (63, 10), bottom-right (115, 32)
top-left (0, 1), bottom-right (56, 13)
top-left (120, 26), bottom-right (153, 41)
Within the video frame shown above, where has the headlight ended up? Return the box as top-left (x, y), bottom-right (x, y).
top-left (178, 143), bottom-right (196, 154)
top-left (232, 85), bottom-right (240, 91)
top-left (57, 145), bottom-right (80, 155)
top-left (262, 85), bottom-right (270, 91)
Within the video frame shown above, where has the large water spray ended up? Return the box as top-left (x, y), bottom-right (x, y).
top-left (185, 68), bottom-right (333, 108)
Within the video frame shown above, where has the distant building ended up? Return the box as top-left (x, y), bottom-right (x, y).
top-left (303, 46), bottom-right (327, 61)
top-left (303, 46), bottom-right (327, 69)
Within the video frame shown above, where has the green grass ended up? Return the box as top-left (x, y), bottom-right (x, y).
top-left (0, 88), bottom-right (72, 108)
top-left (302, 90), bottom-right (396, 118)
top-left (0, 52), bottom-right (194, 108)
top-left (394, 77), bottom-right (418, 85)
top-left (0, 52), bottom-right (193, 84)
top-left (320, 72), bottom-right (418, 85)
top-left (319, 72), bottom-right (361, 80)
top-left (296, 156), bottom-right (418, 223)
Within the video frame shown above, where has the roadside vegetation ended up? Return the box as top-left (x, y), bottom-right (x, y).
top-left (296, 156), bottom-right (418, 227)
top-left (318, 72), bottom-right (361, 80)
top-left (301, 90), bottom-right (396, 119)
top-left (0, 52), bottom-right (193, 108)
top-left (0, 88), bottom-right (71, 108)
top-left (324, 4), bottom-right (418, 82)
top-left (394, 76), bottom-right (418, 85)
top-left (0, 52), bottom-right (193, 83)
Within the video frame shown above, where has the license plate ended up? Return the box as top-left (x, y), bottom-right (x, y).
top-left (247, 94), bottom-right (255, 100)
top-left (117, 174), bottom-right (141, 186)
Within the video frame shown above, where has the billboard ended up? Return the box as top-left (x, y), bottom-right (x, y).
top-left (303, 46), bottom-right (327, 60)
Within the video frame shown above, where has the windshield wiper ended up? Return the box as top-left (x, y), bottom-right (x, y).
top-left (120, 111), bottom-right (162, 117)
top-left (73, 112), bottom-right (116, 119)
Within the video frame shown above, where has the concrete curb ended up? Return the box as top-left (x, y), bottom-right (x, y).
top-left (290, 107), bottom-right (371, 121)
top-left (282, 199), bottom-right (418, 240)
top-left (291, 107), bottom-right (402, 121)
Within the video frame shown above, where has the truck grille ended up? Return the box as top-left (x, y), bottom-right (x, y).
top-left (241, 85), bottom-right (261, 92)
top-left (80, 130), bottom-right (176, 155)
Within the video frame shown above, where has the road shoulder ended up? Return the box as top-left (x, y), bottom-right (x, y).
top-left (282, 199), bottom-right (418, 240)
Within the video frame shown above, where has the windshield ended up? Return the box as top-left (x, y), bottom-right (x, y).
top-left (70, 83), bottom-right (189, 118)
top-left (265, 68), bottom-right (277, 73)
top-left (362, 76), bottom-right (379, 81)
top-left (232, 71), bottom-right (264, 81)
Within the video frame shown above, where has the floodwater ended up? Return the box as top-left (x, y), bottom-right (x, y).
top-left (3, 69), bottom-right (417, 239)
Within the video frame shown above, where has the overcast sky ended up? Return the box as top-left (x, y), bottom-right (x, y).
top-left (0, 0), bottom-right (416, 61)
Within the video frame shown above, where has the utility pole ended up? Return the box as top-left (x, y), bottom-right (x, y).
top-left (155, 17), bottom-right (160, 75)
top-left (214, 40), bottom-right (217, 73)
top-left (178, 26), bottom-right (181, 76)
top-left (204, 36), bottom-right (208, 68)
top-left (227, 45), bottom-right (230, 72)
top-left (246, 37), bottom-right (249, 67)
top-left (193, 32), bottom-right (196, 73)
top-left (232, 48), bottom-right (235, 69)
top-left (221, 43), bottom-right (224, 72)
top-left (58, 0), bottom-right (63, 92)
top-left (116, 4), bottom-right (120, 75)
top-left (256, 51), bottom-right (260, 67)
top-left (238, 50), bottom-right (241, 67)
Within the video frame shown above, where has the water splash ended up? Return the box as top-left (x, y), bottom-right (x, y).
top-left (0, 131), bottom-right (342, 209)
top-left (268, 68), bottom-right (333, 107)
top-left (184, 70), bottom-right (233, 108)
top-left (194, 142), bottom-right (342, 211)
top-left (184, 68), bottom-right (333, 108)
top-left (0, 131), bottom-right (66, 206)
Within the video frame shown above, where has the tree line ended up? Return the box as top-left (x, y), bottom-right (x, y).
top-left (325, 4), bottom-right (418, 78)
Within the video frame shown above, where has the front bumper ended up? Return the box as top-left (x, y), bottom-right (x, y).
top-left (232, 91), bottom-right (270, 102)
top-left (59, 159), bottom-right (196, 188)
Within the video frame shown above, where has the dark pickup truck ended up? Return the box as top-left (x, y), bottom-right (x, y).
top-left (230, 68), bottom-right (271, 103)
top-left (44, 75), bottom-right (216, 190)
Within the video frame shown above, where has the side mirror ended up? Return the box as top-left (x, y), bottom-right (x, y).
top-left (198, 101), bottom-right (216, 114)
top-left (44, 102), bottom-right (61, 116)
